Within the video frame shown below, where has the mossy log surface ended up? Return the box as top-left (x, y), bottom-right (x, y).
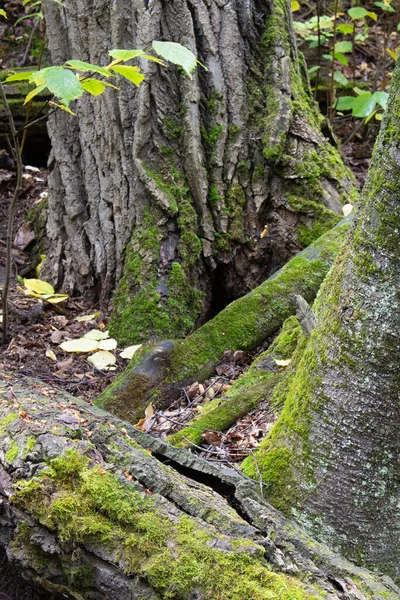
top-left (95, 218), bottom-right (351, 423)
top-left (0, 374), bottom-right (398, 600)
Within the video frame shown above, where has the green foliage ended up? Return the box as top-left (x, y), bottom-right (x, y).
top-left (336, 90), bottom-right (388, 120)
top-left (293, 0), bottom-right (395, 121)
top-left (4, 43), bottom-right (199, 108)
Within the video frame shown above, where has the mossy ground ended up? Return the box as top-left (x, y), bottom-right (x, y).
top-left (12, 449), bottom-right (324, 600)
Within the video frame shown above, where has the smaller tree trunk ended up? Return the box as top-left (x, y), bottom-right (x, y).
top-left (242, 59), bottom-right (400, 582)
top-left (0, 375), bottom-right (398, 600)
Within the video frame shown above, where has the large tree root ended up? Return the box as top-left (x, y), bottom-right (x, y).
top-left (167, 315), bottom-right (302, 448)
top-left (0, 374), bottom-right (398, 600)
top-left (95, 219), bottom-right (351, 423)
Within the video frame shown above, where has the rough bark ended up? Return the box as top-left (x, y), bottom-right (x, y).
top-left (41, 0), bottom-right (356, 343)
top-left (95, 218), bottom-right (350, 422)
top-left (242, 60), bottom-right (400, 581)
top-left (0, 374), bottom-right (399, 600)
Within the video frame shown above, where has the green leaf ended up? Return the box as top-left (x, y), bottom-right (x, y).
top-left (0, 8), bottom-right (7, 17)
top-left (334, 41), bottom-right (353, 54)
top-left (334, 52), bottom-right (349, 66)
top-left (335, 96), bottom-right (356, 111)
top-left (353, 86), bottom-right (369, 96)
top-left (65, 60), bottom-right (112, 78)
top-left (81, 79), bottom-right (107, 96)
top-left (365, 109), bottom-right (377, 124)
top-left (352, 92), bottom-right (376, 117)
top-left (5, 71), bottom-right (34, 82)
top-left (337, 23), bottom-right (354, 34)
top-left (15, 12), bottom-right (42, 24)
top-left (24, 83), bottom-right (46, 104)
top-left (152, 41), bottom-right (197, 78)
top-left (109, 49), bottom-right (145, 61)
top-left (308, 65), bottom-right (321, 74)
top-left (374, 1), bottom-right (395, 10)
top-left (111, 65), bottom-right (144, 86)
top-left (373, 91), bottom-right (388, 110)
top-left (33, 67), bottom-right (84, 106)
top-left (348, 7), bottom-right (368, 19)
top-left (334, 71), bottom-right (349, 86)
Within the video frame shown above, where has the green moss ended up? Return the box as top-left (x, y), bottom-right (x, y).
top-left (6, 439), bottom-right (19, 463)
top-left (201, 123), bottom-right (224, 147)
top-left (287, 196), bottom-right (342, 247)
top-left (209, 184), bottom-right (222, 206)
top-left (164, 117), bottom-right (183, 140)
top-left (0, 413), bottom-right (18, 433)
top-left (109, 177), bottom-right (203, 344)
top-left (101, 223), bottom-right (348, 423)
top-left (12, 449), bottom-right (323, 600)
top-left (228, 123), bottom-right (241, 143)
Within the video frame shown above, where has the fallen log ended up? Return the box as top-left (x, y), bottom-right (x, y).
top-left (96, 218), bottom-right (352, 424)
top-left (0, 374), bottom-right (398, 600)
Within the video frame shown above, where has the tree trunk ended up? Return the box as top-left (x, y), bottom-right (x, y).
top-left (1, 374), bottom-right (398, 600)
top-left (242, 59), bottom-right (400, 582)
top-left (42, 0), bottom-right (356, 344)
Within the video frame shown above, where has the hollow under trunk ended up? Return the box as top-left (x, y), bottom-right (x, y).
top-left (42, 0), bottom-right (356, 344)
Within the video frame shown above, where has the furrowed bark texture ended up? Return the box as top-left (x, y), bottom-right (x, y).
top-left (42, 0), bottom-right (356, 344)
top-left (0, 374), bottom-right (399, 600)
top-left (243, 60), bottom-right (400, 581)
top-left (95, 219), bottom-right (350, 423)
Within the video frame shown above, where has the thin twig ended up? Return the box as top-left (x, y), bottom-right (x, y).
top-left (249, 449), bottom-right (265, 501)
top-left (0, 83), bottom-right (23, 345)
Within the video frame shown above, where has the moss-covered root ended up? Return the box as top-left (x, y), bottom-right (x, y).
top-left (168, 316), bottom-right (302, 448)
top-left (95, 219), bottom-right (351, 424)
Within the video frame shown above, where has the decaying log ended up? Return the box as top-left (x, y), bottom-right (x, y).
top-left (0, 374), bottom-right (398, 600)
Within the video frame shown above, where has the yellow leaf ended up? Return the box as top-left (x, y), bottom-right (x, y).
top-left (87, 350), bottom-right (116, 370)
top-left (46, 348), bottom-right (57, 361)
top-left (291, 0), bottom-right (300, 11)
top-left (274, 358), bottom-right (291, 367)
top-left (120, 344), bottom-right (142, 359)
top-left (342, 203), bottom-right (354, 217)
top-left (375, 113), bottom-right (383, 121)
top-left (75, 313), bottom-right (99, 322)
top-left (98, 338), bottom-right (117, 351)
top-left (36, 254), bottom-right (46, 277)
top-left (135, 403), bottom-right (155, 431)
top-left (60, 338), bottom-right (99, 353)
top-left (24, 278), bottom-right (54, 295)
top-left (46, 294), bottom-right (69, 304)
top-left (84, 329), bottom-right (110, 341)
top-left (387, 48), bottom-right (398, 61)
